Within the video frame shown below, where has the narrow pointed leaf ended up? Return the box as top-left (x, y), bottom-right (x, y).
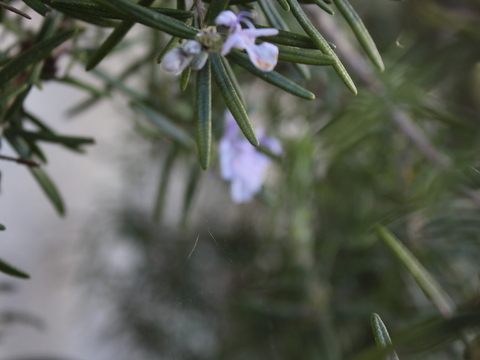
top-left (21, 0), bottom-right (51, 16)
top-left (132, 102), bottom-right (195, 149)
top-left (227, 50), bottom-right (315, 100)
top-left (29, 167), bottom-right (65, 215)
top-left (220, 56), bottom-right (246, 105)
top-left (153, 146), bottom-right (178, 221)
top-left (276, 0), bottom-right (290, 11)
top-left (257, 26), bottom-right (336, 50)
top-left (311, 0), bottom-right (334, 15)
top-left (0, 30), bottom-right (75, 88)
top-left (371, 313), bottom-right (400, 360)
top-left (180, 67), bottom-right (191, 91)
top-left (195, 60), bottom-right (212, 170)
top-left (4, 129), bottom-right (95, 148)
top-left (6, 135), bottom-right (65, 215)
top-left (285, 0), bottom-right (357, 94)
top-left (181, 161), bottom-right (201, 228)
top-left (58, 8), bottom-right (119, 27)
top-left (259, 0), bottom-right (288, 29)
top-left (90, 0), bottom-right (197, 39)
top-left (258, 2), bottom-right (310, 79)
top-left (210, 52), bottom-right (258, 146)
top-left (0, 84), bottom-right (29, 104)
top-left (277, 44), bottom-right (336, 65)
top-left (86, 0), bottom-right (155, 71)
top-left (332, 0), bottom-right (384, 71)
top-left (51, 0), bottom-right (193, 20)
top-left (374, 225), bottom-right (456, 318)
top-left (0, 257), bottom-right (30, 279)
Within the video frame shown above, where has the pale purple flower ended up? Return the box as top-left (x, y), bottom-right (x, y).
top-left (220, 111), bottom-right (281, 203)
top-left (215, 10), bottom-right (279, 72)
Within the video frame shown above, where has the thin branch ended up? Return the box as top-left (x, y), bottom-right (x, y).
top-left (0, 154), bottom-right (40, 167)
top-left (0, 1), bottom-right (31, 19)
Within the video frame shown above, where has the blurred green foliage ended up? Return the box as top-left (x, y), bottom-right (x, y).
top-left (1, 0), bottom-right (480, 359)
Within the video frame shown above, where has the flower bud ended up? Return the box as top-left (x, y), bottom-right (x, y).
top-left (183, 40), bottom-right (202, 56)
top-left (160, 48), bottom-right (193, 76)
top-left (190, 51), bottom-right (209, 70)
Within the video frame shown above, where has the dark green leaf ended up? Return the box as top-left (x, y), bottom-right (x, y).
top-left (277, 44), bottom-right (336, 65)
top-left (0, 257), bottom-right (30, 279)
top-left (374, 225), bottom-right (456, 318)
top-left (332, 0), bottom-right (384, 71)
top-left (371, 313), bottom-right (400, 360)
top-left (210, 52), bottom-right (258, 147)
top-left (195, 60), bottom-right (212, 170)
top-left (227, 50), bottom-right (315, 100)
top-left (0, 30), bottom-right (75, 88)
top-left (86, 0), bottom-right (156, 71)
top-left (0, 224), bottom-right (5, 231)
top-left (90, 0), bottom-right (198, 39)
top-left (0, 84), bottom-right (29, 104)
top-left (132, 102), bottom-right (195, 149)
top-left (285, 0), bottom-right (357, 94)
top-left (4, 129), bottom-right (95, 147)
top-left (180, 67), bottom-right (191, 91)
top-left (21, 0), bottom-right (51, 16)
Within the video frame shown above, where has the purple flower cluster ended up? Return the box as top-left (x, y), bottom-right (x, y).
top-left (220, 111), bottom-right (281, 203)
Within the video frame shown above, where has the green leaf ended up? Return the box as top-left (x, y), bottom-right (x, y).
top-left (53, 77), bottom-right (109, 97)
top-left (58, 8), bottom-right (120, 27)
top-left (195, 60), bottom-right (212, 170)
top-left (464, 166), bottom-right (480, 189)
top-left (276, 0), bottom-right (290, 11)
top-left (374, 225), bottom-right (456, 318)
top-left (181, 160), bottom-right (201, 228)
top-left (131, 102), bottom-right (195, 149)
top-left (30, 167), bottom-right (65, 215)
top-left (0, 30), bottom-right (76, 88)
top-left (311, 0), bottom-right (334, 15)
top-left (51, 0), bottom-right (194, 20)
top-left (21, 0), bottom-right (51, 16)
top-left (86, 0), bottom-right (156, 71)
top-left (277, 44), bottom-right (336, 65)
top-left (5, 134), bottom-right (65, 215)
top-left (227, 50), bottom-right (315, 100)
top-left (0, 257), bottom-right (30, 279)
top-left (0, 84), bottom-right (29, 104)
top-left (90, 0), bottom-right (198, 39)
top-left (0, 224), bottom-right (5, 231)
top-left (371, 313), bottom-right (400, 360)
top-left (180, 67), bottom-right (191, 91)
top-left (285, 0), bottom-right (357, 94)
top-left (210, 52), bottom-right (258, 147)
top-left (257, 26), bottom-right (336, 50)
top-left (332, 0), bottom-right (384, 71)
top-left (4, 129), bottom-right (95, 148)
top-left (153, 146), bottom-right (178, 221)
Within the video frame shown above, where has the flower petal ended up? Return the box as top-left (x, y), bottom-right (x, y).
top-left (244, 42), bottom-right (279, 72)
top-left (242, 28), bottom-right (279, 38)
top-left (215, 10), bottom-right (238, 27)
top-left (221, 32), bottom-right (249, 55)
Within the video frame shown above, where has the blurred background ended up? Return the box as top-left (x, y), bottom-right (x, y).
top-left (1, 0), bottom-right (480, 359)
